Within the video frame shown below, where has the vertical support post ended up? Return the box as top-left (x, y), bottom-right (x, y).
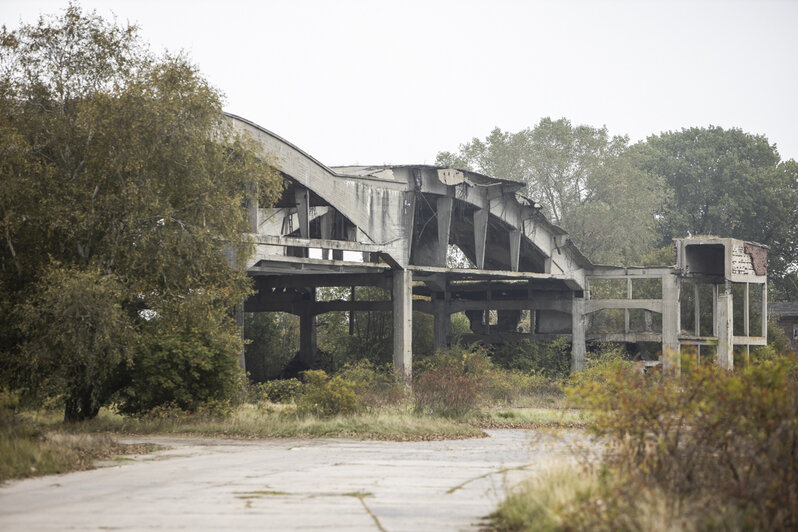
top-left (716, 282), bottom-right (734, 369)
top-left (625, 277), bottom-right (632, 334)
top-left (694, 283), bottom-right (701, 336)
top-left (433, 293), bottom-right (450, 352)
top-left (320, 211), bottom-right (332, 260)
top-left (474, 207), bottom-right (489, 269)
top-left (662, 273), bottom-right (681, 374)
top-left (392, 269), bottom-right (413, 384)
top-left (743, 283), bottom-right (750, 337)
top-left (349, 286), bottom-right (355, 336)
top-left (712, 284), bottom-right (718, 336)
top-left (294, 187), bottom-right (310, 238)
top-left (571, 294), bottom-right (586, 372)
top-left (509, 229), bottom-right (522, 272)
top-left (294, 187), bottom-right (310, 259)
top-left (761, 283), bottom-right (768, 343)
top-left (436, 197), bottom-right (453, 267)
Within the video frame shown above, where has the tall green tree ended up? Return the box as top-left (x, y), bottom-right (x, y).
top-left (635, 127), bottom-right (798, 298)
top-left (437, 118), bottom-right (667, 264)
top-left (0, 5), bottom-right (282, 418)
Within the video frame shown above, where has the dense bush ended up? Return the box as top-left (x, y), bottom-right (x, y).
top-left (413, 366), bottom-right (481, 418)
top-left (257, 378), bottom-right (301, 403)
top-left (295, 370), bottom-right (361, 418)
top-left (490, 338), bottom-right (570, 378)
top-left (565, 353), bottom-right (798, 530)
top-left (335, 360), bottom-right (404, 407)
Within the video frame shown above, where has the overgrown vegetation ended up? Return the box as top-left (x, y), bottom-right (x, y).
top-left (491, 347), bottom-right (798, 531)
top-left (0, 5), bottom-right (282, 421)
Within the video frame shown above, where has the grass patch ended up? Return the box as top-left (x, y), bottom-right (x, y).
top-left (62, 404), bottom-right (486, 441)
top-left (0, 429), bottom-right (159, 483)
top-left (476, 407), bottom-right (591, 429)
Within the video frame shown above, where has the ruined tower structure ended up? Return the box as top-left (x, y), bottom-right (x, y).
top-left (229, 114), bottom-right (768, 380)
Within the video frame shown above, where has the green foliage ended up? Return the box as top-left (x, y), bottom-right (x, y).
top-left (0, 6), bottom-right (282, 419)
top-left (490, 338), bottom-right (570, 378)
top-left (17, 266), bottom-right (134, 421)
top-left (257, 378), bottom-right (301, 403)
top-left (437, 118), bottom-right (668, 265)
top-left (335, 360), bottom-right (403, 407)
top-left (636, 127), bottom-right (798, 297)
top-left (244, 312), bottom-right (298, 381)
top-left (115, 293), bottom-right (243, 415)
top-left (295, 370), bottom-right (361, 418)
top-left (566, 354), bottom-right (798, 530)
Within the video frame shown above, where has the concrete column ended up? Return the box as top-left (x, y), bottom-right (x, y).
top-left (509, 229), bottom-right (522, 272)
top-left (436, 197), bottom-right (453, 267)
top-left (716, 282), bottom-right (734, 370)
top-left (392, 269), bottom-right (413, 384)
top-left (298, 289), bottom-right (317, 368)
top-left (571, 295), bottom-right (586, 372)
top-left (474, 208), bottom-right (489, 269)
top-left (294, 187), bottom-right (310, 238)
top-left (661, 273), bottom-right (681, 374)
top-left (761, 283), bottom-right (768, 343)
top-left (432, 295), bottom-right (450, 352)
top-left (320, 211), bottom-right (332, 260)
top-left (298, 311), bottom-right (317, 368)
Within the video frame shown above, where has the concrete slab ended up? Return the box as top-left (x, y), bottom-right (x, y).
top-left (0, 429), bottom-right (585, 531)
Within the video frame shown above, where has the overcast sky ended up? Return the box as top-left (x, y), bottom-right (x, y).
top-left (2, 0), bottom-right (797, 166)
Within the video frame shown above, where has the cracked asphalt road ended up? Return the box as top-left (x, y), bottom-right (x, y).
top-left (0, 429), bottom-right (583, 531)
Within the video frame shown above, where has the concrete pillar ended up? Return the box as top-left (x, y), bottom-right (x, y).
top-left (661, 273), bottom-right (681, 374)
top-left (432, 296), bottom-right (450, 352)
top-left (392, 269), bottom-right (413, 384)
top-left (509, 229), bottom-right (522, 272)
top-left (474, 208), bottom-right (489, 269)
top-left (320, 211), bottom-right (332, 260)
top-left (298, 311), bottom-right (317, 368)
top-left (436, 197), bottom-right (453, 267)
top-left (571, 295), bottom-right (586, 372)
top-left (716, 282), bottom-right (734, 370)
top-left (294, 187), bottom-right (310, 238)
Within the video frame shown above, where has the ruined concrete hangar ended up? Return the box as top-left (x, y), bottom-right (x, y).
top-left (228, 113), bottom-right (768, 380)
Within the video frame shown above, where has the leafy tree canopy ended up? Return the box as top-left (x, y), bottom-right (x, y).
top-left (635, 126), bottom-right (798, 298)
top-left (436, 118), bottom-right (668, 265)
top-left (0, 5), bottom-right (282, 418)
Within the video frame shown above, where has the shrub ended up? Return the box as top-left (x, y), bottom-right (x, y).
top-left (413, 367), bottom-right (480, 417)
top-left (490, 338), bottom-right (570, 378)
top-left (566, 353), bottom-right (798, 530)
top-left (295, 370), bottom-right (361, 418)
top-left (335, 360), bottom-right (404, 407)
top-left (258, 378), bottom-right (301, 403)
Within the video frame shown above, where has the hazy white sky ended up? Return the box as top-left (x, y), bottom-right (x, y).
top-left (2, 0), bottom-right (797, 166)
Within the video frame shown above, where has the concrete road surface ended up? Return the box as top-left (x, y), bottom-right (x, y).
top-left (0, 429), bottom-right (584, 531)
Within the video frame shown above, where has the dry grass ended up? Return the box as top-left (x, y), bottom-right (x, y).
top-left (0, 430), bottom-right (158, 483)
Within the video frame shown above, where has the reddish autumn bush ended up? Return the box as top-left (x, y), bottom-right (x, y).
top-left (413, 367), bottom-right (480, 418)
